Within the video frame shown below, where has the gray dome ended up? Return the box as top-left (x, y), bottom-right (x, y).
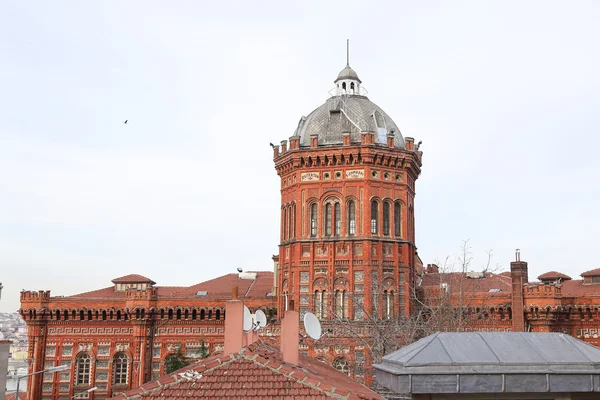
top-left (294, 95), bottom-right (405, 148)
top-left (335, 65), bottom-right (361, 83)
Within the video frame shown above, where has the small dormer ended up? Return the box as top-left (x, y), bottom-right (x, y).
top-left (112, 274), bottom-right (156, 292)
top-left (581, 268), bottom-right (600, 285)
top-left (538, 271), bottom-right (572, 284)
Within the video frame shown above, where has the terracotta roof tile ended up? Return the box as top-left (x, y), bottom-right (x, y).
top-left (112, 274), bottom-right (156, 284)
top-left (538, 271), bottom-right (572, 280)
top-left (5, 393), bottom-right (27, 400)
top-left (63, 272), bottom-right (273, 301)
top-left (113, 342), bottom-right (383, 400)
top-left (420, 272), bottom-right (511, 294)
top-left (581, 268), bottom-right (600, 277)
top-left (560, 279), bottom-right (600, 295)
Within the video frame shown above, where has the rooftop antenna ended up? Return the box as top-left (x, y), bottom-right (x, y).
top-left (242, 305), bottom-right (252, 332)
top-left (253, 310), bottom-right (267, 331)
top-left (303, 312), bottom-right (322, 340)
top-left (346, 39), bottom-right (350, 66)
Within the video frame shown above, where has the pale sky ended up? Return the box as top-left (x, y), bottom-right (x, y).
top-left (1, 1), bottom-right (599, 312)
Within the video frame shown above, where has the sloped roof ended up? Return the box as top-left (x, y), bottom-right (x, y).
top-left (420, 272), bottom-right (511, 295)
top-left (66, 272), bottom-right (274, 300)
top-left (113, 342), bottom-right (383, 400)
top-left (5, 393), bottom-right (27, 400)
top-left (538, 271), bottom-right (572, 280)
top-left (111, 274), bottom-right (156, 284)
top-left (560, 279), bottom-right (600, 296)
top-left (581, 268), bottom-right (600, 277)
top-left (377, 332), bottom-right (600, 374)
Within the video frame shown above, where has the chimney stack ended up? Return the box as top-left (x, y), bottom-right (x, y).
top-left (224, 295), bottom-right (244, 356)
top-left (280, 310), bottom-right (299, 365)
top-left (510, 248), bottom-right (529, 332)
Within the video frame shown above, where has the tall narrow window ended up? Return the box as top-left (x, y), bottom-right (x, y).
top-left (291, 204), bottom-right (296, 239)
top-left (76, 354), bottom-right (91, 384)
top-left (383, 202), bottom-right (390, 236)
top-left (394, 202), bottom-right (401, 237)
top-left (334, 203), bottom-right (341, 235)
top-left (348, 201), bottom-right (356, 236)
top-left (325, 203), bottom-right (332, 236)
top-left (283, 208), bottom-right (287, 240)
top-left (385, 291), bottom-right (394, 319)
top-left (335, 290), bottom-right (346, 319)
top-left (371, 201), bottom-right (378, 234)
top-left (310, 204), bottom-right (317, 237)
top-left (113, 353), bottom-right (128, 385)
top-left (314, 291), bottom-right (324, 319)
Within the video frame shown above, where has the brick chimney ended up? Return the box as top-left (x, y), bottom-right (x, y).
top-left (510, 249), bottom-right (528, 332)
top-left (280, 310), bottom-right (299, 365)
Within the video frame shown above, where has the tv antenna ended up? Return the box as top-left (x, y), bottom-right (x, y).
top-left (243, 305), bottom-right (253, 332)
top-left (303, 312), bottom-right (322, 340)
top-left (253, 310), bottom-right (267, 331)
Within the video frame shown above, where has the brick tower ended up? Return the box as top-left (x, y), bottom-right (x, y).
top-left (273, 54), bottom-right (423, 324)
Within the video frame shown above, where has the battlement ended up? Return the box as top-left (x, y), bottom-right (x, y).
top-left (20, 290), bottom-right (51, 302)
top-left (126, 286), bottom-right (158, 300)
top-left (525, 284), bottom-right (562, 297)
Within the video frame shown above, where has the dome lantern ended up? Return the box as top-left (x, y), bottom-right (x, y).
top-left (334, 40), bottom-right (362, 95)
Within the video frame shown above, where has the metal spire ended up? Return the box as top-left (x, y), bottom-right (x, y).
top-left (346, 39), bottom-right (350, 66)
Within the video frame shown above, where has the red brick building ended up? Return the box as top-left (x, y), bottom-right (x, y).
top-left (19, 272), bottom-right (276, 400)
top-left (19, 58), bottom-right (600, 398)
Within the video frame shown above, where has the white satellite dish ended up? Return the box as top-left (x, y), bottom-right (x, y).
top-left (303, 312), bottom-right (322, 340)
top-left (243, 305), bottom-right (252, 332)
top-left (254, 310), bottom-right (267, 330)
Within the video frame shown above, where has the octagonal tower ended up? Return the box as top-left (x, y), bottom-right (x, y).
top-left (273, 60), bottom-right (422, 323)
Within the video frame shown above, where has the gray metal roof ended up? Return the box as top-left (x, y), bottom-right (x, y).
top-left (294, 95), bottom-right (404, 148)
top-left (378, 332), bottom-right (600, 374)
top-left (335, 65), bottom-right (361, 83)
top-left (374, 332), bottom-right (600, 395)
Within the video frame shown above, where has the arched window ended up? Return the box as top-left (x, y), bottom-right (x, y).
top-left (192, 309), bottom-right (197, 320)
top-left (200, 309), bottom-right (205, 320)
top-left (342, 82), bottom-right (347, 91)
top-left (335, 290), bottom-right (346, 319)
top-left (333, 357), bottom-right (349, 376)
top-left (102, 310), bottom-right (107, 320)
top-left (56, 310), bottom-right (60, 320)
top-left (310, 203), bottom-right (318, 237)
top-left (184, 309), bottom-right (189, 320)
top-left (72, 310), bottom-right (76, 320)
top-left (117, 310), bottom-right (121, 321)
top-left (314, 291), bottom-right (326, 319)
top-left (160, 309), bottom-right (165, 319)
top-left (88, 310), bottom-right (92, 320)
top-left (350, 82), bottom-right (355, 92)
top-left (80, 310), bottom-right (84, 320)
top-left (64, 310), bottom-right (69, 320)
top-left (216, 310), bottom-right (221, 320)
top-left (76, 354), bottom-right (91, 384)
top-left (385, 291), bottom-right (394, 319)
top-left (324, 203), bottom-right (332, 236)
top-left (394, 202), bottom-right (401, 237)
top-left (113, 353), bottom-right (128, 385)
top-left (334, 203), bottom-right (341, 235)
top-left (168, 309), bottom-right (173, 320)
top-left (208, 310), bottom-right (213, 320)
top-left (371, 201), bottom-right (379, 234)
top-left (347, 201), bottom-right (356, 236)
top-left (176, 309), bottom-right (181, 320)
top-left (383, 202), bottom-right (390, 236)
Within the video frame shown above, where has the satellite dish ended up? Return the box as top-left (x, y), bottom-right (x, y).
top-left (303, 312), bottom-right (322, 340)
top-left (243, 305), bottom-right (252, 332)
top-left (254, 310), bottom-right (267, 330)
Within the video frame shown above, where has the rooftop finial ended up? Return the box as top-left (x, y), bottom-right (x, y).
top-left (346, 39), bottom-right (350, 66)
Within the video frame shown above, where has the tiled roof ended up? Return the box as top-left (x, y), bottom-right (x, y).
top-left (5, 393), bottom-right (27, 400)
top-left (65, 272), bottom-right (274, 300)
top-left (420, 272), bottom-right (511, 294)
top-left (166, 272), bottom-right (274, 299)
top-left (560, 279), bottom-right (600, 296)
top-left (112, 274), bottom-right (156, 284)
top-left (580, 268), bottom-right (600, 277)
top-left (113, 342), bottom-right (383, 400)
top-left (538, 271), bottom-right (572, 281)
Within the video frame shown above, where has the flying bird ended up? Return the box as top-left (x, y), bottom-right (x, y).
top-left (269, 142), bottom-right (275, 148)
top-left (124, 120), bottom-right (128, 124)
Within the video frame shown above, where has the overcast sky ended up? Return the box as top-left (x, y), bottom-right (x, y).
top-left (1, 1), bottom-right (599, 312)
